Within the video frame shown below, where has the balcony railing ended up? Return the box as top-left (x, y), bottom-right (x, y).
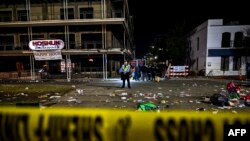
top-left (0, 9), bottom-right (124, 22)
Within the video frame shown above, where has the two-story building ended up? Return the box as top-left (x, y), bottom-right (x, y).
top-left (0, 0), bottom-right (134, 80)
top-left (187, 19), bottom-right (250, 78)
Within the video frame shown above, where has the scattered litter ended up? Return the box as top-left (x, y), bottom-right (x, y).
top-left (238, 104), bottom-right (245, 108)
top-left (137, 99), bottom-right (143, 103)
top-left (157, 93), bottom-right (163, 98)
top-left (161, 100), bottom-right (166, 104)
top-left (166, 96), bottom-right (170, 99)
top-left (121, 97), bottom-right (126, 100)
top-left (109, 93), bottom-right (116, 97)
top-left (105, 99), bottom-right (110, 103)
top-left (212, 110), bottom-right (218, 114)
top-left (76, 89), bottom-right (83, 95)
top-left (40, 99), bottom-right (47, 103)
top-left (121, 92), bottom-right (128, 96)
top-left (139, 93), bottom-right (144, 96)
top-left (137, 102), bottom-right (160, 112)
top-left (115, 90), bottom-right (126, 92)
top-left (25, 87), bottom-right (29, 90)
top-left (54, 93), bottom-right (60, 95)
top-left (49, 96), bottom-right (61, 99)
top-left (67, 99), bottom-right (77, 102)
top-left (196, 108), bottom-right (206, 111)
top-left (72, 85), bottom-right (76, 88)
top-left (210, 93), bottom-right (229, 107)
top-left (192, 83), bottom-right (197, 87)
top-left (204, 96), bottom-right (210, 102)
top-left (38, 95), bottom-right (48, 99)
top-left (189, 100), bottom-right (193, 103)
top-left (244, 96), bottom-right (250, 106)
top-left (195, 101), bottom-right (201, 104)
top-left (232, 111), bottom-right (237, 114)
top-left (218, 106), bottom-right (231, 109)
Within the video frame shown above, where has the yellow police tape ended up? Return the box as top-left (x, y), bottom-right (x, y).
top-left (0, 107), bottom-right (249, 141)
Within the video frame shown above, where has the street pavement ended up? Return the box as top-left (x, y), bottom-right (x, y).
top-left (49, 77), bottom-right (250, 113)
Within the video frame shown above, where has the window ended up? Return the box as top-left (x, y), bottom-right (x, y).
top-left (32, 35), bottom-right (44, 39)
top-left (60, 8), bottom-right (74, 19)
top-left (0, 11), bottom-right (12, 22)
top-left (234, 32), bottom-right (243, 47)
top-left (17, 10), bottom-right (28, 21)
top-left (233, 57), bottom-right (241, 70)
top-left (221, 32), bottom-right (231, 47)
top-left (0, 35), bottom-right (14, 50)
top-left (81, 33), bottom-right (102, 49)
top-left (50, 34), bottom-right (65, 41)
top-left (196, 37), bottom-right (199, 51)
top-left (221, 56), bottom-right (229, 71)
top-left (50, 34), bottom-right (75, 49)
top-left (20, 35), bottom-right (29, 50)
top-left (80, 8), bottom-right (93, 19)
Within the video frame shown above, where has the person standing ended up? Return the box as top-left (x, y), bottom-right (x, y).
top-left (247, 62), bottom-right (250, 80)
top-left (120, 60), bottom-right (131, 88)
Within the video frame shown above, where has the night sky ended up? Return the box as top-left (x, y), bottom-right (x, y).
top-left (128, 0), bottom-right (250, 58)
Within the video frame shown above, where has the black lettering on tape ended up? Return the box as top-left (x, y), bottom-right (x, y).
top-left (94, 116), bottom-right (103, 141)
top-left (179, 119), bottom-right (189, 141)
top-left (46, 116), bottom-right (72, 141)
top-left (82, 116), bottom-right (92, 141)
top-left (44, 115), bottom-right (103, 141)
top-left (72, 116), bottom-right (79, 139)
top-left (167, 118), bottom-right (176, 141)
top-left (0, 113), bottom-right (29, 141)
top-left (20, 115), bottom-right (30, 141)
top-left (154, 118), bottom-right (165, 141)
top-left (154, 118), bottom-right (216, 141)
top-left (204, 120), bottom-right (215, 141)
top-left (114, 116), bottom-right (131, 141)
top-left (35, 115), bottom-right (45, 141)
top-left (191, 119), bottom-right (202, 141)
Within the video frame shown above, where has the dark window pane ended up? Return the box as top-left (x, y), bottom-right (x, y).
top-left (221, 32), bottom-right (231, 47)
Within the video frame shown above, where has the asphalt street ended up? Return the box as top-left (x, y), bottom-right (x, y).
top-left (49, 78), bottom-right (250, 113)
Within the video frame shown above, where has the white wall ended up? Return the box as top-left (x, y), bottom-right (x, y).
top-left (189, 21), bottom-right (208, 72)
top-left (189, 19), bottom-right (250, 76)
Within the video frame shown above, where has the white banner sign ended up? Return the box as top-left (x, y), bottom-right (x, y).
top-left (29, 39), bottom-right (64, 50)
top-left (33, 50), bottom-right (62, 60)
top-left (172, 66), bottom-right (186, 72)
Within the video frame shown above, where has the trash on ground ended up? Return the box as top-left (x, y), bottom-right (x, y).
top-left (226, 82), bottom-right (240, 99)
top-left (49, 96), bottom-right (61, 99)
top-left (137, 102), bottom-right (160, 112)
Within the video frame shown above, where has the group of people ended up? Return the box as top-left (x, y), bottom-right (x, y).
top-left (119, 60), bottom-right (162, 88)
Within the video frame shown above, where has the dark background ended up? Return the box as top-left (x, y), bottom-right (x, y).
top-left (128, 0), bottom-right (250, 58)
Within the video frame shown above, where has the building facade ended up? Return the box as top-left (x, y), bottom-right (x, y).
top-left (0, 0), bottom-right (134, 80)
top-left (187, 19), bottom-right (250, 77)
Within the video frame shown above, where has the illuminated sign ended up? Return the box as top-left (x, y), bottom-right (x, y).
top-left (29, 39), bottom-right (64, 50)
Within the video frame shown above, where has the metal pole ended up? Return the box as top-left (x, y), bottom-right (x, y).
top-left (26, 0), bottom-right (35, 80)
top-left (102, 24), bottom-right (105, 80)
top-left (101, 0), bottom-right (105, 80)
top-left (123, 28), bottom-right (126, 61)
top-left (64, 0), bottom-right (71, 82)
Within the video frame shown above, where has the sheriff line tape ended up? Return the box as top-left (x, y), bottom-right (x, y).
top-left (0, 107), bottom-right (249, 141)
